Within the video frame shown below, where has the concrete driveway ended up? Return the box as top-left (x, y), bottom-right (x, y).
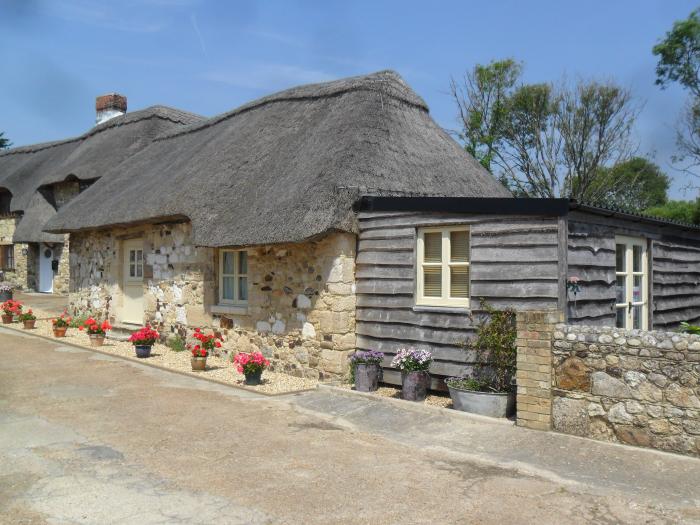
top-left (1, 327), bottom-right (699, 524)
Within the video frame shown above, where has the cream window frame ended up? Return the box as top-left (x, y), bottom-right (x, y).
top-left (614, 235), bottom-right (648, 330)
top-left (218, 250), bottom-right (248, 306)
top-left (416, 226), bottom-right (470, 308)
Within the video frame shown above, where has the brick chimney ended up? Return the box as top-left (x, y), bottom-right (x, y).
top-left (95, 93), bottom-right (127, 125)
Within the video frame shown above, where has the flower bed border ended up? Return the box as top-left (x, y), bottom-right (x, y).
top-left (0, 324), bottom-right (319, 398)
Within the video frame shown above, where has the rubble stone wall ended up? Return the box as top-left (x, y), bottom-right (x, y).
top-left (69, 222), bottom-right (356, 379)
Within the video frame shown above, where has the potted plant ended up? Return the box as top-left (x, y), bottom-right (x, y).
top-left (1, 299), bottom-right (22, 324)
top-left (233, 351), bottom-right (270, 385)
top-left (79, 317), bottom-right (112, 346)
top-left (18, 309), bottom-right (36, 329)
top-left (446, 301), bottom-right (517, 418)
top-left (52, 312), bottom-right (72, 337)
top-left (349, 350), bottom-right (384, 392)
top-left (0, 283), bottom-right (13, 302)
top-left (128, 326), bottom-right (160, 358)
top-left (188, 328), bottom-right (222, 371)
top-left (391, 348), bottom-right (432, 402)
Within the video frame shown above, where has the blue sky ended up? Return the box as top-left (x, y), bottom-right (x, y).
top-left (1, 0), bottom-right (698, 198)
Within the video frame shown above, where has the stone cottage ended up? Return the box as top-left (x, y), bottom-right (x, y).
top-left (5, 70), bottom-right (700, 384)
top-left (0, 96), bottom-right (203, 294)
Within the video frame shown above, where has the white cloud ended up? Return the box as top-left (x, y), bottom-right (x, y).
top-left (204, 63), bottom-right (335, 91)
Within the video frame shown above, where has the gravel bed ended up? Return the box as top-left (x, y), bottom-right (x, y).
top-left (14, 319), bottom-right (320, 395)
top-left (339, 382), bottom-right (453, 408)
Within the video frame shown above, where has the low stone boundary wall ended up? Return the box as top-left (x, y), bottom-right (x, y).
top-left (551, 325), bottom-right (700, 456)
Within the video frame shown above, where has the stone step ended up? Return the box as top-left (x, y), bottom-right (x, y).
top-left (107, 323), bottom-right (142, 342)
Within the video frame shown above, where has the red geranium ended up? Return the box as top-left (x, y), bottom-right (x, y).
top-left (233, 351), bottom-right (270, 375)
top-left (128, 326), bottom-right (159, 346)
top-left (79, 317), bottom-right (112, 336)
top-left (1, 299), bottom-right (23, 316)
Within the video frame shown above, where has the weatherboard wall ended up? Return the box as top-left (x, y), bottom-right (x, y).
top-left (566, 210), bottom-right (700, 330)
top-left (355, 211), bottom-right (562, 388)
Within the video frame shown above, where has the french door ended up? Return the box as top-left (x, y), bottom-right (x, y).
top-left (615, 236), bottom-right (648, 330)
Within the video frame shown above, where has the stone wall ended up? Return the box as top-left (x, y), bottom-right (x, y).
top-left (552, 324), bottom-right (700, 457)
top-left (69, 222), bottom-right (356, 379)
top-left (0, 216), bottom-right (20, 288)
top-left (53, 181), bottom-right (80, 209)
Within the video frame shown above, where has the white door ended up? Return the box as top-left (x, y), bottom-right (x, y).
top-left (122, 239), bottom-right (144, 324)
top-left (615, 236), bottom-right (648, 330)
top-left (38, 245), bottom-right (54, 293)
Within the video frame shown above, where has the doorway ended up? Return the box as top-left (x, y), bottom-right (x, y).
top-left (38, 244), bottom-right (54, 294)
top-left (122, 239), bottom-right (144, 324)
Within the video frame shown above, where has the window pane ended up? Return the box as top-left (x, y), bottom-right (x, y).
top-left (238, 252), bottom-right (247, 274)
top-left (450, 266), bottom-right (469, 298)
top-left (222, 252), bottom-right (234, 274)
top-left (633, 305), bottom-right (642, 329)
top-left (423, 266), bottom-right (442, 297)
top-left (129, 250), bottom-right (135, 263)
top-left (423, 232), bottom-right (442, 263)
top-left (450, 231), bottom-right (469, 262)
top-left (633, 275), bottom-right (642, 302)
top-left (616, 276), bottom-right (626, 304)
top-left (238, 277), bottom-right (248, 301)
top-left (615, 244), bottom-right (625, 272)
top-left (616, 307), bottom-right (626, 329)
top-left (129, 263), bottom-right (135, 278)
top-left (633, 245), bottom-right (642, 272)
top-left (222, 276), bottom-right (234, 300)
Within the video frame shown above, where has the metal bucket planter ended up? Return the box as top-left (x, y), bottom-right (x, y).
top-left (134, 345), bottom-right (152, 358)
top-left (244, 369), bottom-right (263, 385)
top-left (2, 314), bottom-right (13, 324)
top-left (89, 334), bottom-right (105, 347)
top-left (447, 384), bottom-right (516, 418)
top-left (0, 290), bottom-right (12, 302)
top-left (401, 371), bottom-right (429, 402)
top-left (53, 327), bottom-right (68, 338)
top-left (191, 357), bottom-right (207, 371)
top-left (355, 363), bottom-right (381, 392)
top-left (23, 319), bottom-right (36, 330)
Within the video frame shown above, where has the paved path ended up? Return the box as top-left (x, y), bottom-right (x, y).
top-left (13, 291), bottom-right (68, 318)
top-left (1, 327), bottom-right (699, 524)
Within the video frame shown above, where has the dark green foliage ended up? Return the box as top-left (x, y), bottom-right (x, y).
top-left (680, 322), bottom-right (700, 334)
top-left (0, 132), bottom-right (10, 150)
top-left (460, 300), bottom-right (517, 393)
top-left (591, 157), bottom-right (670, 211)
top-left (645, 198), bottom-right (700, 224)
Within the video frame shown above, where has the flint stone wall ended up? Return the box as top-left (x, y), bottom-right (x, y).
top-left (69, 222), bottom-right (355, 379)
top-left (552, 324), bottom-right (700, 456)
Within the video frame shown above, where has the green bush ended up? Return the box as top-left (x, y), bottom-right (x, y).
top-left (680, 322), bottom-right (700, 335)
top-left (167, 335), bottom-right (186, 352)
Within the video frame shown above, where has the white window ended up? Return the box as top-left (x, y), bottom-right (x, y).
top-left (615, 236), bottom-right (648, 330)
top-left (416, 227), bottom-right (470, 307)
top-left (127, 248), bottom-right (143, 280)
top-left (219, 250), bottom-right (248, 305)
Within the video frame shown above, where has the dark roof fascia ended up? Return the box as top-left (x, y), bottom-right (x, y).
top-left (569, 201), bottom-right (700, 233)
top-left (356, 196), bottom-right (570, 216)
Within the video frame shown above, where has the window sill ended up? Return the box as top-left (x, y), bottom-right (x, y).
top-left (210, 304), bottom-right (249, 316)
top-left (413, 305), bottom-right (471, 314)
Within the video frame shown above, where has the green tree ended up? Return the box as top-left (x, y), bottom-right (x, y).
top-left (645, 198), bottom-right (700, 224)
top-left (450, 59), bottom-right (522, 171)
top-left (653, 9), bottom-right (700, 176)
top-left (451, 61), bottom-right (641, 200)
top-left (590, 157), bottom-right (670, 210)
top-left (0, 132), bottom-right (10, 149)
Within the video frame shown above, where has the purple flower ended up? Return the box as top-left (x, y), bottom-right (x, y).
top-left (391, 348), bottom-right (432, 372)
top-left (350, 350), bottom-right (384, 365)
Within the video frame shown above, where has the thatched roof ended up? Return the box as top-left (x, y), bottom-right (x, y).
top-left (0, 106), bottom-right (203, 242)
top-left (45, 71), bottom-right (511, 246)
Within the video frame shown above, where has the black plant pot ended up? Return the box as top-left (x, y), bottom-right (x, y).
top-left (355, 363), bottom-right (381, 392)
top-left (135, 345), bottom-right (152, 358)
top-left (244, 369), bottom-right (263, 385)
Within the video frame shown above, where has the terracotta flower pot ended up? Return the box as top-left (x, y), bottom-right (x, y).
top-left (53, 326), bottom-right (68, 337)
top-left (89, 334), bottom-right (105, 347)
top-left (23, 319), bottom-right (36, 330)
top-left (1, 314), bottom-right (12, 324)
top-left (191, 357), bottom-right (207, 371)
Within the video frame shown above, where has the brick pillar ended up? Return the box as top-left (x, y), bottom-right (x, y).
top-left (515, 310), bottom-right (563, 430)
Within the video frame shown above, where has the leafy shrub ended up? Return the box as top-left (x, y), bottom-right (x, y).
top-left (167, 335), bottom-right (186, 352)
top-left (680, 322), bottom-right (700, 335)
